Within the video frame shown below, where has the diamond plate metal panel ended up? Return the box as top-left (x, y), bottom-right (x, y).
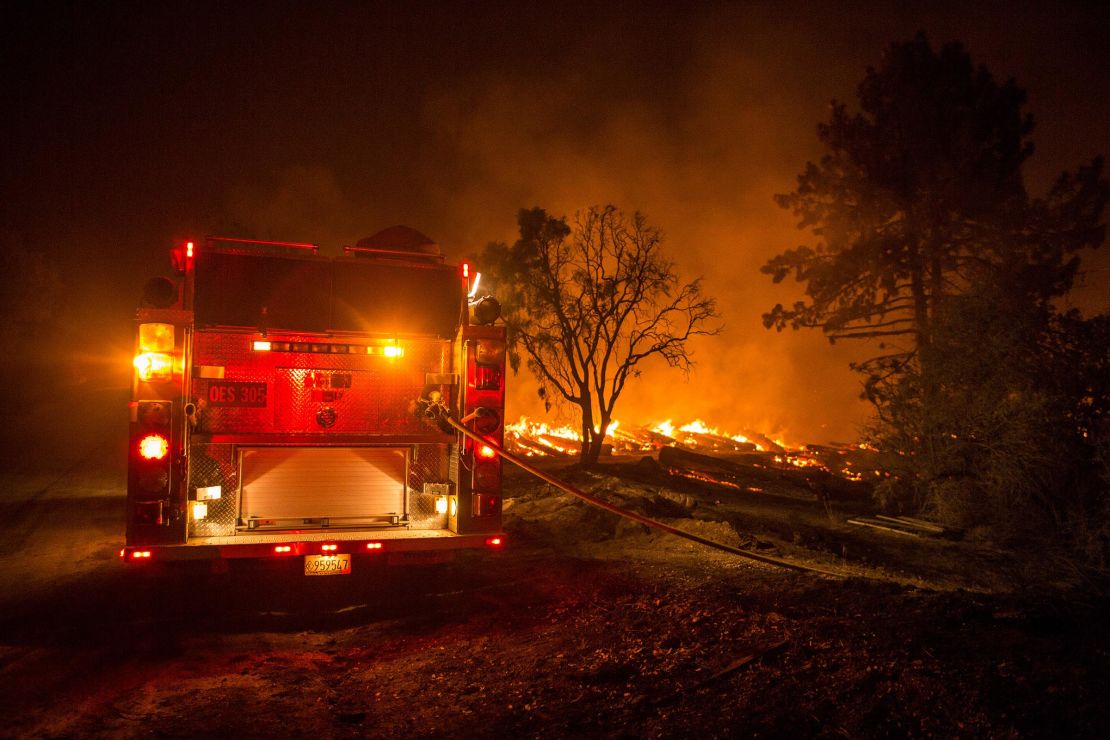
top-left (408, 443), bottom-right (450, 529)
top-left (192, 331), bottom-right (451, 435)
top-left (187, 442), bottom-right (239, 537)
top-left (273, 368), bottom-right (427, 434)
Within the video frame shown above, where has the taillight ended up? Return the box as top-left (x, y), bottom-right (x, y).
top-left (486, 537), bottom-right (504, 548)
top-left (474, 409), bottom-right (501, 435)
top-left (474, 364), bottom-right (501, 390)
top-left (129, 401), bottom-right (173, 520)
top-left (366, 542), bottom-right (383, 550)
top-left (138, 434), bottom-right (169, 460)
top-left (472, 493), bottom-right (501, 517)
top-left (473, 461), bottom-right (500, 490)
top-left (464, 329), bottom-right (505, 520)
top-left (274, 545), bottom-right (292, 554)
top-left (321, 544), bottom-right (338, 552)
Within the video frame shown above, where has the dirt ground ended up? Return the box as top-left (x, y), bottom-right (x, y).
top-left (0, 389), bottom-right (1107, 738)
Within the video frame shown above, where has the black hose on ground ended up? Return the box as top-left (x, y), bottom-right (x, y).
top-left (444, 415), bottom-right (847, 579)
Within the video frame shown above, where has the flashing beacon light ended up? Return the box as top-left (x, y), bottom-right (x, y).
top-left (462, 262), bottom-right (470, 279)
top-left (186, 241), bottom-right (194, 259)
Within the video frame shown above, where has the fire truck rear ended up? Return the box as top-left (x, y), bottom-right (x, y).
top-left (123, 228), bottom-right (506, 574)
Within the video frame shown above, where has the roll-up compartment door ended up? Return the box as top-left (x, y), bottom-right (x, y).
top-left (239, 447), bottom-right (406, 523)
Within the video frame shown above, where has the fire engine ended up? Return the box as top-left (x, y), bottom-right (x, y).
top-left (123, 228), bottom-right (506, 574)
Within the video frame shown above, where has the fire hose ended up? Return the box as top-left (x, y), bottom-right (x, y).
top-left (441, 412), bottom-right (848, 579)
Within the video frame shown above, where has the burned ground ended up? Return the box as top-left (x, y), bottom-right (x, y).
top-left (1, 431), bottom-right (1107, 738)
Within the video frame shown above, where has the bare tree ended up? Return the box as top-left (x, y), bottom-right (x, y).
top-left (483, 206), bottom-right (720, 466)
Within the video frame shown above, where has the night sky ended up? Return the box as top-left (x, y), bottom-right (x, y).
top-left (3, 1), bottom-right (1108, 443)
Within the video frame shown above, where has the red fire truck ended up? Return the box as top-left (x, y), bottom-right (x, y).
top-left (123, 227), bottom-right (506, 574)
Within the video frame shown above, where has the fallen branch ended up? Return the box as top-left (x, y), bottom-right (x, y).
top-left (846, 517), bottom-right (920, 537)
top-left (703, 639), bottom-right (789, 683)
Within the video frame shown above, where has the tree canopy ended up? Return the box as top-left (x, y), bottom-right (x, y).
top-left (763, 33), bottom-right (1109, 558)
top-left (482, 206), bottom-right (719, 466)
top-left (763, 33), bottom-right (1104, 381)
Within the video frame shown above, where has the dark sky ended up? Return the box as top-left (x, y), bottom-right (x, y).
top-left (3, 0), bottom-right (1108, 442)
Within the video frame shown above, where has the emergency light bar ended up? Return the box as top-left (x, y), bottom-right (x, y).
top-left (252, 340), bottom-right (403, 357)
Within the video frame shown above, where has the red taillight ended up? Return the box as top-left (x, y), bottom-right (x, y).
top-left (321, 544), bottom-right (337, 552)
top-left (138, 434), bottom-right (169, 460)
top-left (186, 241), bottom-right (194, 259)
top-left (474, 461), bottom-right (500, 490)
top-left (486, 537), bottom-right (503, 548)
top-left (477, 444), bottom-right (497, 460)
top-left (462, 262), bottom-right (470, 279)
top-left (274, 545), bottom-right (292, 554)
top-left (366, 542), bottom-right (383, 550)
top-left (130, 550), bottom-right (152, 560)
top-left (474, 364), bottom-right (501, 390)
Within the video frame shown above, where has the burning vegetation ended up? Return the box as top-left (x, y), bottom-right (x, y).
top-left (504, 416), bottom-right (884, 486)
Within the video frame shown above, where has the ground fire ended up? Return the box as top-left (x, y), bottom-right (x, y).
top-left (504, 416), bottom-right (884, 485)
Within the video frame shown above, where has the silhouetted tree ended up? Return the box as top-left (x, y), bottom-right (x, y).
top-left (764, 34), bottom-right (1109, 556)
top-left (483, 206), bottom-right (719, 466)
top-left (764, 33), bottom-right (1103, 390)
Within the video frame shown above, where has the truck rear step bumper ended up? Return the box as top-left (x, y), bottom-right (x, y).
top-left (123, 530), bottom-right (504, 561)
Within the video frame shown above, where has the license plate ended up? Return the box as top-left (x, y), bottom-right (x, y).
top-left (304, 554), bottom-right (351, 576)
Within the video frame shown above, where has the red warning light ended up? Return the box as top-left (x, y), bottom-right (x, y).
top-left (485, 537), bottom-right (503, 548)
top-left (138, 434), bottom-right (169, 460)
top-left (366, 542), bottom-right (383, 550)
top-left (186, 241), bottom-right (194, 259)
top-left (477, 444), bottom-right (497, 460)
top-left (462, 262), bottom-right (470, 279)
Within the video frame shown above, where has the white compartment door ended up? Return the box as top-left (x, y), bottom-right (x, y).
top-left (239, 447), bottom-right (406, 521)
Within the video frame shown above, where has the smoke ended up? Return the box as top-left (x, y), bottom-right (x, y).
top-left (10, 3), bottom-right (1101, 447)
top-left (403, 17), bottom-right (873, 442)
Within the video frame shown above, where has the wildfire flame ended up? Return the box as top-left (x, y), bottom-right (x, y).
top-left (503, 415), bottom-right (886, 485)
top-left (508, 416), bottom-right (784, 456)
